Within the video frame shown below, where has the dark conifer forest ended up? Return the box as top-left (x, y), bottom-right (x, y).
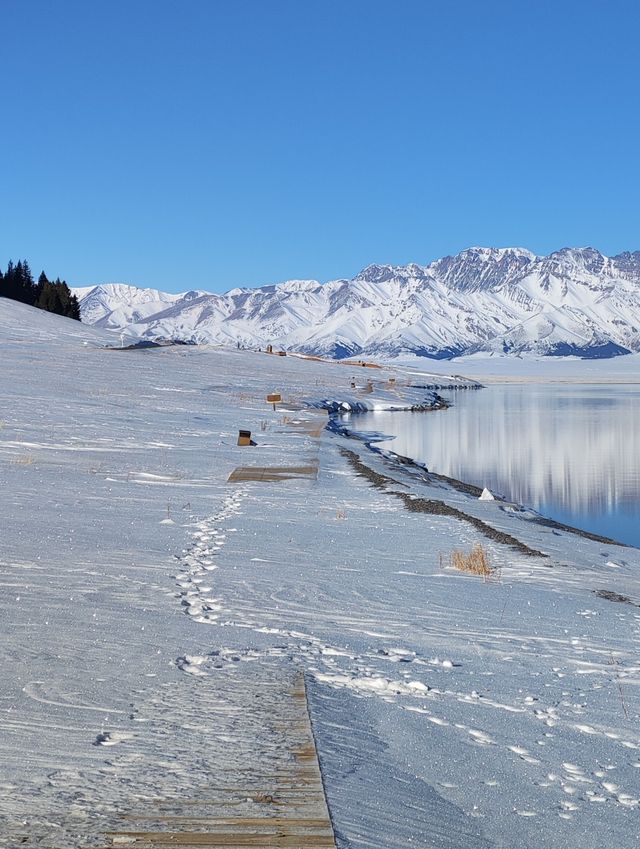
top-left (0, 260), bottom-right (81, 320)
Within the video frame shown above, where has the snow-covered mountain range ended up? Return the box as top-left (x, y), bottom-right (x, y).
top-left (73, 246), bottom-right (640, 359)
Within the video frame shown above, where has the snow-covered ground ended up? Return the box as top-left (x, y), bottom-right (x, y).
top-left (2, 299), bottom-right (640, 848)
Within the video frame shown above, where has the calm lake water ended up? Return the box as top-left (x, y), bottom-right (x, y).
top-left (357, 384), bottom-right (640, 548)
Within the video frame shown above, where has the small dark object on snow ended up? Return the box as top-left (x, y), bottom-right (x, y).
top-left (594, 589), bottom-right (639, 607)
top-left (237, 429), bottom-right (256, 446)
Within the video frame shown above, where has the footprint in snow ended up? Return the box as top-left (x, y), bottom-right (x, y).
top-left (93, 731), bottom-right (132, 746)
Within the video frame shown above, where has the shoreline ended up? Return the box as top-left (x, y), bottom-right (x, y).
top-left (325, 410), bottom-right (631, 550)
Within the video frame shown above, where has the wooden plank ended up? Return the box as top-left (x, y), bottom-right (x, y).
top-left (227, 465), bottom-right (318, 483)
top-left (102, 674), bottom-right (335, 849)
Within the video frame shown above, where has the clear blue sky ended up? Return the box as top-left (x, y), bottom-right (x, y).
top-left (1, 0), bottom-right (639, 293)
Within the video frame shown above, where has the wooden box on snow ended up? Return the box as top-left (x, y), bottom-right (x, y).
top-left (237, 429), bottom-right (253, 446)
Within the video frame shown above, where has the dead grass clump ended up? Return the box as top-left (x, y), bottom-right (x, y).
top-left (449, 544), bottom-right (494, 577)
top-left (13, 454), bottom-right (35, 466)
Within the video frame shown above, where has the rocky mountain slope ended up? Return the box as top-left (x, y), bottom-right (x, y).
top-left (73, 247), bottom-right (640, 359)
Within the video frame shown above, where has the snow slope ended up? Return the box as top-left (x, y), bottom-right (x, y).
top-left (2, 298), bottom-right (640, 848)
top-left (0, 294), bottom-right (119, 345)
top-left (73, 246), bottom-right (640, 359)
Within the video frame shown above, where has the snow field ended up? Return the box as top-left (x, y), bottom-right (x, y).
top-left (2, 300), bottom-right (640, 848)
top-left (161, 437), bottom-right (640, 847)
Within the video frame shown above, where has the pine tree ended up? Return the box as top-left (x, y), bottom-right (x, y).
top-left (36, 271), bottom-right (49, 303)
top-left (16, 261), bottom-right (35, 304)
top-left (56, 280), bottom-right (81, 320)
top-left (2, 260), bottom-right (81, 320)
top-left (3, 261), bottom-right (17, 300)
top-left (68, 293), bottom-right (81, 320)
top-left (54, 279), bottom-right (71, 318)
top-left (36, 279), bottom-right (56, 312)
top-left (22, 260), bottom-right (35, 303)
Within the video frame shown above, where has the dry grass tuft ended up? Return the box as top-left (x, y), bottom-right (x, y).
top-left (448, 543), bottom-right (494, 578)
top-left (13, 454), bottom-right (35, 466)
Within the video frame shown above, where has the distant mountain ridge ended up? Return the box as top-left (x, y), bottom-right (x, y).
top-left (73, 247), bottom-right (640, 359)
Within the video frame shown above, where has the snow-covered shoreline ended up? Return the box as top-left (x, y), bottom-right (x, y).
top-left (327, 415), bottom-right (630, 548)
top-left (307, 390), bottom-right (449, 414)
top-left (305, 372), bottom-right (481, 414)
top-left (2, 300), bottom-right (640, 849)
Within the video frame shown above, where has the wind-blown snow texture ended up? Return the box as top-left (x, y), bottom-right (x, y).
top-left (2, 297), bottom-right (640, 849)
top-left (75, 246), bottom-right (640, 359)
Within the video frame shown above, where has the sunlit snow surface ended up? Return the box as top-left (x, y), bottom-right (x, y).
top-left (2, 299), bottom-right (640, 848)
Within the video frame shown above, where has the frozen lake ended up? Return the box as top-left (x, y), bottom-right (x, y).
top-left (358, 384), bottom-right (640, 548)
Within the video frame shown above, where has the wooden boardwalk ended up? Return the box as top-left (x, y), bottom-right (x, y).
top-left (99, 674), bottom-right (336, 849)
top-left (227, 464), bottom-right (319, 483)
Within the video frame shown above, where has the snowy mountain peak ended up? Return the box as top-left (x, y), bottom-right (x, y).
top-left (546, 246), bottom-right (607, 274)
top-left (613, 250), bottom-right (640, 264)
top-left (75, 282), bottom-right (185, 327)
top-left (354, 264), bottom-right (401, 283)
top-left (84, 282), bottom-right (174, 300)
top-left (73, 246), bottom-right (640, 359)
top-left (462, 246), bottom-right (537, 260)
top-left (611, 250), bottom-right (640, 280)
top-left (428, 246), bottom-right (536, 292)
top-left (274, 279), bottom-right (322, 294)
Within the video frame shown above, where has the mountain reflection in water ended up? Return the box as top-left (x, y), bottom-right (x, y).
top-left (357, 384), bottom-right (640, 548)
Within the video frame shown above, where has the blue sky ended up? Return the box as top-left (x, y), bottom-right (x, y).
top-left (1, 0), bottom-right (638, 293)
